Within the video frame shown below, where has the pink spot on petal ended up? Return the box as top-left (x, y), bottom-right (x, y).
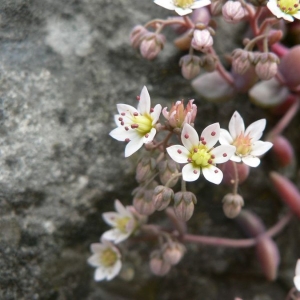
top-left (150, 108), bottom-right (154, 112)
top-left (145, 134), bottom-right (149, 138)
top-left (200, 137), bottom-right (204, 141)
top-left (125, 126), bottom-right (129, 131)
top-left (118, 117), bottom-right (123, 121)
top-left (193, 170), bottom-right (197, 174)
top-left (214, 170), bottom-right (218, 173)
top-left (202, 141), bottom-right (206, 145)
top-left (184, 134), bottom-right (189, 139)
top-left (211, 155), bottom-right (215, 159)
top-left (211, 131), bottom-right (216, 136)
top-left (121, 121), bottom-right (124, 125)
top-left (177, 149), bottom-right (182, 154)
top-left (223, 153), bottom-right (227, 157)
top-left (121, 112), bottom-right (125, 116)
top-left (125, 138), bottom-right (130, 142)
top-left (131, 124), bottom-right (139, 129)
top-left (136, 96), bottom-right (140, 100)
top-left (133, 112), bottom-right (138, 116)
top-left (208, 159), bottom-right (212, 164)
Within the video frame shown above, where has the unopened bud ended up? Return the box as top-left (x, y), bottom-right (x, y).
top-left (158, 158), bottom-right (180, 187)
top-left (140, 33), bottom-right (166, 60)
top-left (222, 193), bottom-right (244, 218)
top-left (191, 29), bottom-right (213, 52)
top-left (150, 251), bottom-right (171, 276)
top-left (132, 184), bottom-right (157, 216)
top-left (232, 49), bottom-right (254, 75)
top-left (152, 185), bottom-right (174, 211)
top-left (222, 1), bottom-right (247, 24)
top-left (255, 53), bottom-right (279, 80)
top-left (271, 135), bottom-right (295, 167)
top-left (210, 0), bottom-right (223, 16)
top-left (174, 191), bottom-right (197, 221)
top-left (136, 157), bottom-right (156, 183)
top-left (162, 242), bottom-right (186, 265)
top-left (202, 54), bottom-right (217, 72)
top-left (179, 55), bottom-right (201, 80)
top-left (130, 25), bottom-right (148, 49)
top-left (174, 30), bottom-right (193, 51)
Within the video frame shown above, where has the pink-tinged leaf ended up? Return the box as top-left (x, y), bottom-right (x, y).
top-left (270, 171), bottom-right (300, 219)
top-left (271, 135), bottom-right (295, 167)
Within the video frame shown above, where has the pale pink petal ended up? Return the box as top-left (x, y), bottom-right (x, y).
top-left (245, 119), bottom-right (266, 141)
top-left (107, 260), bottom-right (122, 280)
top-left (229, 111), bottom-right (245, 140)
top-left (154, 0), bottom-right (176, 10)
top-left (102, 212), bottom-right (119, 226)
top-left (191, 0), bottom-right (211, 8)
top-left (296, 259), bottom-right (300, 275)
top-left (219, 129), bottom-right (233, 145)
top-left (115, 199), bottom-right (131, 216)
top-left (200, 123), bottom-right (220, 149)
top-left (211, 145), bottom-right (236, 163)
top-left (125, 137), bottom-right (144, 157)
top-left (88, 254), bottom-right (101, 267)
top-left (181, 123), bottom-right (199, 151)
top-left (230, 154), bottom-right (242, 162)
top-left (250, 141), bottom-right (273, 156)
top-left (143, 128), bottom-right (156, 143)
top-left (175, 7), bottom-right (193, 15)
top-left (242, 156), bottom-right (260, 167)
top-left (162, 107), bottom-right (170, 120)
top-left (117, 104), bottom-right (138, 116)
top-left (138, 86), bottom-right (151, 115)
top-left (294, 276), bottom-right (300, 291)
top-left (167, 145), bottom-right (190, 163)
top-left (151, 104), bottom-right (162, 124)
top-left (182, 163), bottom-right (201, 181)
top-left (90, 243), bottom-right (105, 253)
top-left (94, 267), bottom-right (107, 281)
top-left (202, 166), bottom-right (223, 184)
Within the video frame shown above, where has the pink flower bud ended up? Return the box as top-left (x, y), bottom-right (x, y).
top-left (140, 33), bottom-right (166, 60)
top-left (133, 185), bottom-right (156, 216)
top-left (210, 0), bottom-right (223, 16)
top-left (136, 157), bottom-right (156, 183)
top-left (255, 53), bottom-right (279, 80)
top-left (130, 25), bottom-right (148, 49)
top-left (270, 172), bottom-right (300, 219)
top-left (173, 191), bottom-right (197, 221)
top-left (152, 185), bottom-right (174, 211)
top-left (255, 236), bottom-right (280, 281)
top-left (191, 7), bottom-right (211, 25)
top-left (271, 135), bottom-right (295, 167)
top-left (179, 55), bottom-right (201, 80)
top-left (191, 29), bottom-right (213, 52)
top-left (162, 242), bottom-right (186, 265)
top-left (219, 160), bottom-right (250, 186)
top-left (158, 158), bottom-right (180, 188)
top-left (222, 193), bottom-right (244, 218)
top-left (232, 49), bottom-right (254, 75)
top-left (222, 1), bottom-right (247, 24)
top-left (174, 30), bottom-right (193, 51)
top-left (202, 54), bottom-right (217, 72)
top-left (150, 251), bottom-right (171, 276)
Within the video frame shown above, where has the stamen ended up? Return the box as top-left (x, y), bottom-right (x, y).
top-left (125, 138), bottom-right (130, 142)
top-left (150, 108), bottom-right (154, 112)
top-left (211, 155), bottom-right (215, 159)
top-left (187, 158), bottom-right (192, 163)
top-left (118, 117), bottom-right (123, 121)
top-left (125, 126), bottom-right (129, 131)
top-left (131, 124), bottom-right (139, 129)
top-left (208, 159), bottom-right (212, 164)
top-left (133, 112), bottom-right (139, 116)
top-left (145, 133), bottom-right (149, 138)
top-left (136, 96), bottom-right (140, 100)
top-left (202, 141), bottom-right (206, 145)
top-left (200, 137), bottom-right (204, 141)
top-left (121, 121), bottom-right (124, 125)
top-left (194, 148), bottom-right (198, 152)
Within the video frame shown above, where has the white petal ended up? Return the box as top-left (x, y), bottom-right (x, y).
top-left (175, 7), bottom-right (193, 15)
top-left (102, 229), bottom-right (122, 242)
top-left (125, 137), bottom-right (144, 157)
top-left (154, 0), bottom-right (176, 10)
top-left (191, 0), bottom-right (211, 8)
top-left (211, 145), bottom-right (236, 163)
top-left (219, 129), bottom-right (233, 145)
top-left (143, 127), bottom-right (156, 143)
top-left (138, 86), bottom-right (151, 115)
top-left (107, 260), bottom-right (122, 280)
top-left (282, 13), bottom-right (294, 22)
top-left (293, 11), bottom-right (300, 19)
top-left (109, 127), bottom-right (128, 142)
top-left (229, 111), bottom-right (245, 140)
top-left (114, 232), bottom-right (131, 244)
top-left (90, 243), bottom-right (105, 254)
top-left (115, 199), bottom-right (131, 216)
top-left (117, 104), bottom-right (138, 116)
top-left (88, 254), bottom-right (101, 267)
top-left (151, 104), bottom-right (162, 125)
top-left (167, 145), bottom-right (190, 163)
top-left (250, 141), bottom-right (273, 156)
top-left (182, 163), bottom-right (201, 182)
top-left (230, 154), bottom-right (242, 162)
top-left (294, 275), bottom-right (300, 291)
top-left (202, 166), bottom-right (223, 184)
top-left (295, 259), bottom-right (300, 275)
top-left (245, 119), bottom-right (266, 141)
top-left (94, 267), bottom-right (107, 281)
top-left (242, 156), bottom-right (260, 167)
top-left (181, 123), bottom-right (199, 151)
top-left (200, 123), bottom-right (220, 149)
top-left (102, 212), bottom-right (119, 226)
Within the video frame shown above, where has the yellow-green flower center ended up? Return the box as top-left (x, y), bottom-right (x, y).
top-left (190, 145), bottom-right (212, 168)
top-left (116, 217), bottom-right (131, 233)
top-left (277, 0), bottom-right (299, 14)
top-left (232, 134), bottom-right (252, 156)
top-left (174, 0), bottom-right (195, 8)
top-left (133, 114), bottom-right (153, 136)
top-left (100, 249), bottom-right (118, 267)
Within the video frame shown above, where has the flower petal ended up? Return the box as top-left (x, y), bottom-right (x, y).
top-left (109, 127), bottom-right (128, 142)
top-left (211, 145), bottom-right (236, 163)
top-left (102, 212), bottom-right (119, 226)
top-left (230, 154), bottom-right (242, 162)
top-left (219, 129), bottom-right (233, 145)
top-left (154, 0), bottom-right (176, 10)
top-left (182, 163), bottom-right (201, 182)
top-left (229, 111), bottom-right (245, 140)
top-left (115, 199), bottom-right (131, 216)
top-left (88, 254), bottom-right (101, 267)
top-left (181, 123), bottom-right (199, 151)
top-left (242, 155), bottom-right (260, 167)
top-left (106, 260), bottom-right (122, 280)
top-left (293, 11), bottom-right (300, 20)
top-left (117, 104), bottom-right (138, 116)
top-left (143, 127), bottom-right (156, 143)
top-left (151, 104), bottom-right (162, 125)
top-left (200, 123), bottom-right (220, 149)
top-left (191, 0), bottom-right (211, 8)
top-left (125, 137), bottom-right (144, 157)
top-left (296, 259), bottom-right (300, 276)
top-left (101, 229), bottom-right (121, 241)
top-left (175, 7), bottom-right (193, 15)
top-left (138, 86), bottom-right (151, 115)
top-left (245, 119), bottom-right (266, 141)
top-left (250, 141), bottom-right (273, 156)
top-left (294, 275), bottom-right (300, 291)
top-left (202, 166), bottom-right (223, 184)
top-left (90, 243), bottom-right (105, 254)
top-left (167, 145), bottom-right (190, 163)
top-left (94, 267), bottom-right (107, 281)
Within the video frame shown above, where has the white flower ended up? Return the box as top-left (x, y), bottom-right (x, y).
top-left (294, 259), bottom-right (300, 291)
top-left (87, 238), bottom-right (122, 281)
top-left (167, 123), bottom-right (235, 184)
top-left (154, 0), bottom-right (211, 16)
top-left (102, 200), bottom-right (137, 244)
top-left (109, 86), bottom-right (162, 157)
top-left (219, 111), bottom-right (273, 167)
top-left (267, 0), bottom-right (300, 22)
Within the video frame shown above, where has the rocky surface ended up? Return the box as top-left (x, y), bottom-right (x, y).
top-left (0, 0), bottom-right (299, 299)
